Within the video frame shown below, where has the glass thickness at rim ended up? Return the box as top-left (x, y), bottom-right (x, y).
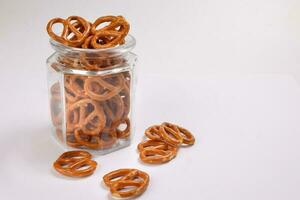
top-left (54, 62), bottom-right (132, 76)
top-left (49, 34), bottom-right (136, 56)
top-left (48, 34), bottom-right (136, 75)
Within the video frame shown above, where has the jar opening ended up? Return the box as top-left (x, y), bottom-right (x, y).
top-left (49, 34), bottom-right (136, 58)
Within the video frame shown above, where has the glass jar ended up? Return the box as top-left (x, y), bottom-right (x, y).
top-left (46, 35), bottom-right (137, 154)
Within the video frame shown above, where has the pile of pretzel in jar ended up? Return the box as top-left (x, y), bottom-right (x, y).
top-left (47, 15), bottom-right (131, 150)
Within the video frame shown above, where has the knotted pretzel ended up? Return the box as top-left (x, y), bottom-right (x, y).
top-left (144, 122), bottom-right (195, 146)
top-left (64, 75), bottom-right (81, 103)
top-left (162, 122), bottom-right (195, 145)
top-left (47, 15), bottom-right (129, 49)
top-left (66, 132), bottom-right (84, 148)
top-left (53, 151), bottom-right (97, 177)
top-left (116, 118), bottom-right (131, 139)
top-left (63, 72), bottom-right (130, 149)
top-left (102, 95), bottom-right (124, 129)
top-left (65, 75), bottom-right (87, 97)
top-left (144, 125), bottom-right (161, 140)
top-left (47, 16), bottom-right (91, 47)
top-left (47, 14), bottom-right (130, 49)
top-left (74, 128), bottom-right (117, 149)
top-left (159, 124), bottom-right (183, 147)
top-left (91, 16), bottom-right (129, 36)
top-left (138, 139), bottom-right (177, 164)
top-left (145, 124), bottom-right (183, 147)
top-left (103, 168), bottom-right (149, 198)
top-left (119, 82), bottom-right (131, 119)
top-left (91, 30), bottom-right (124, 49)
top-left (67, 99), bottom-right (106, 135)
top-left (91, 15), bottom-right (129, 45)
top-left (79, 53), bottom-right (126, 70)
top-left (84, 74), bottom-right (124, 101)
top-left (58, 55), bottom-right (81, 69)
top-left (99, 130), bottom-right (118, 148)
top-left (139, 123), bottom-right (195, 164)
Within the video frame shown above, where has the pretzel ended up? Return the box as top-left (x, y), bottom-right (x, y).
top-left (119, 81), bottom-right (130, 119)
top-left (65, 16), bottom-right (91, 46)
top-left (91, 30), bottom-right (123, 49)
top-left (67, 99), bottom-right (106, 135)
top-left (122, 71), bottom-right (131, 89)
top-left (47, 15), bottom-right (129, 50)
top-left (58, 56), bottom-right (81, 69)
top-left (81, 35), bottom-right (94, 49)
top-left (47, 16), bottom-right (91, 47)
top-left (102, 95), bottom-right (124, 129)
top-left (79, 54), bottom-right (109, 70)
top-left (53, 151), bottom-right (97, 177)
top-left (139, 123), bottom-right (195, 164)
top-left (84, 74), bottom-right (124, 101)
top-left (137, 139), bottom-right (177, 153)
top-left (103, 168), bottom-right (149, 198)
top-left (162, 122), bottom-right (195, 145)
top-left (116, 118), bottom-right (130, 139)
top-left (138, 140), bottom-right (177, 164)
top-left (64, 75), bottom-right (80, 103)
top-left (145, 125), bottom-right (161, 140)
top-left (46, 18), bottom-right (69, 45)
top-left (74, 129), bottom-right (117, 149)
top-left (66, 104), bottom-right (79, 133)
top-left (99, 130), bottom-right (118, 149)
top-left (65, 75), bottom-right (87, 97)
top-left (91, 15), bottom-right (129, 37)
top-left (158, 124), bottom-right (183, 147)
top-left (66, 132), bottom-right (85, 148)
top-left (80, 54), bottom-right (126, 70)
top-left (140, 149), bottom-right (177, 164)
top-left (145, 122), bottom-right (183, 144)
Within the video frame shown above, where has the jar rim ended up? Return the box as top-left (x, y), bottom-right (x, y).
top-left (49, 34), bottom-right (136, 55)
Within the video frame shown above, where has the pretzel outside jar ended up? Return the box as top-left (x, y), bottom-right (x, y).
top-left (159, 122), bottom-right (183, 147)
top-left (162, 122), bottom-right (195, 145)
top-left (158, 124), bottom-right (183, 147)
top-left (53, 150), bottom-right (97, 177)
top-left (103, 168), bottom-right (149, 198)
top-left (138, 139), bottom-right (178, 164)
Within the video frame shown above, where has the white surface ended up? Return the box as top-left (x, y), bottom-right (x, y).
top-left (1, 74), bottom-right (300, 199)
top-left (1, 0), bottom-right (300, 199)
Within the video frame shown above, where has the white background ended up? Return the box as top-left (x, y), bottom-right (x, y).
top-left (0, 0), bottom-right (300, 199)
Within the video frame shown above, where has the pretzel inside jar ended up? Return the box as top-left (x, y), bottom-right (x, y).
top-left (46, 15), bottom-right (132, 151)
top-left (62, 71), bottom-right (131, 150)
